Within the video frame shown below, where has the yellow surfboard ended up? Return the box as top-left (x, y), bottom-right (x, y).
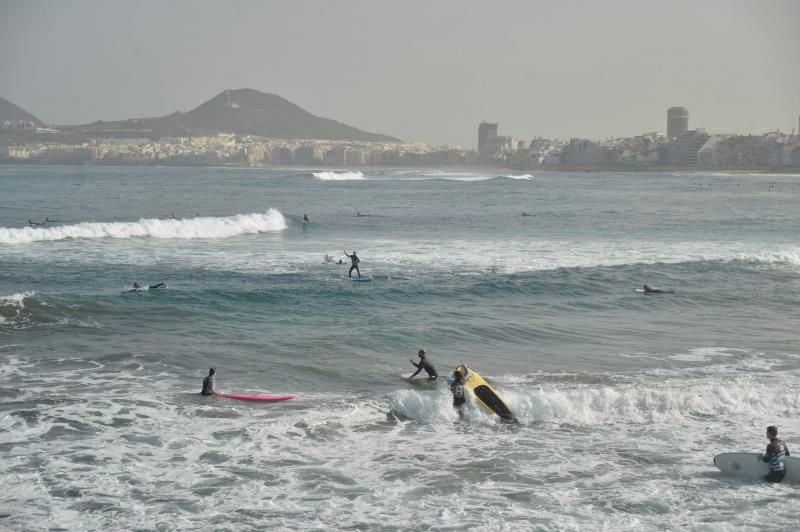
top-left (454, 364), bottom-right (517, 423)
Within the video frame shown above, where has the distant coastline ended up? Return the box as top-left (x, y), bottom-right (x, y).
top-left (1, 159), bottom-right (797, 175)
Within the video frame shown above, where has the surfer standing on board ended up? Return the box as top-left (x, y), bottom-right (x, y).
top-left (408, 349), bottom-right (438, 382)
top-left (201, 367), bottom-right (220, 396)
top-left (344, 250), bottom-right (361, 278)
top-left (761, 425), bottom-right (790, 482)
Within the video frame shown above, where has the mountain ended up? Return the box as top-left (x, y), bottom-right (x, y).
top-left (75, 89), bottom-right (399, 142)
top-left (0, 97), bottom-right (45, 126)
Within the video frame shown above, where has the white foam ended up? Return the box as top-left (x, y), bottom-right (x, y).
top-left (502, 174), bottom-right (533, 180)
top-left (0, 291), bottom-right (35, 307)
top-left (0, 210), bottom-right (287, 244)
top-left (312, 171), bottom-right (365, 181)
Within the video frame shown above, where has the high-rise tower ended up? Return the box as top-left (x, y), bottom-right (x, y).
top-left (667, 107), bottom-right (689, 139)
top-left (478, 122), bottom-right (498, 150)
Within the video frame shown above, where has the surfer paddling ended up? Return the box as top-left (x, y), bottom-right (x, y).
top-left (201, 367), bottom-right (221, 396)
top-left (408, 349), bottom-right (438, 382)
top-left (642, 284), bottom-right (672, 294)
top-left (344, 250), bottom-right (361, 278)
top-left (761, 425), bottom-right (790, 483)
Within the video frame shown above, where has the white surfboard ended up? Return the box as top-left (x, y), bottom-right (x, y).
top-left (400, 373), bottom-right (438, 388)
top-left (713, 452), bottom-right (800, 482)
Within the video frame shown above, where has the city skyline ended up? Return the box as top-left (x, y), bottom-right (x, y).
top-left (2, 0), bottom-right (799, 146)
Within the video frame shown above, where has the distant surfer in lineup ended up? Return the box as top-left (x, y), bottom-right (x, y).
top-left (642, 284), bottom-right (672, 294)
top-left (344, 250), bottom-right (361, 278)
top-left (408, 349), bottom-right (437, 382)
top-left (451, 368), bottom-right (466, 413)
top-left (201, 367), bottom-right (220, 396)
top-left (761, 425), bottom-right (790, 482)
top-left (303, 213), bottom-right (310, 223)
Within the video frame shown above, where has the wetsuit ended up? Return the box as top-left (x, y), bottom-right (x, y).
top-left (201, 376), bottom-right (216, 396)
top-left (451, 378), bottom-right (466, 408)
top-left (763, 437), bottom-right (790, 482)
top-left (410, 358), bottom-right (437, 381)
top-left (149, 283), bottom-right (166, 289)
top-left (347, 254), bottom-right (360, 278)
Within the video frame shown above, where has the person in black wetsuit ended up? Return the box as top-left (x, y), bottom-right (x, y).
top-left (303, 213), bottom-right (310, 223)
top-left (451, 369), bottom-right (466, 412)
top-left (761, 425), bottom-right (790, 482)
top-left (643, 284), bottom-right (664, 293)
top-left (201, 368), bottom-right (218, 396)
top-left (344, 250), bottom-right (361, 278)
top-left (149, 282), bottom-right (167, 289)
top-left (408, 349), bottom-right (437, 382)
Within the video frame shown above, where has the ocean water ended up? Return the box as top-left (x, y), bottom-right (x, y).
top-left (1, 165), bottom-right (799, 530)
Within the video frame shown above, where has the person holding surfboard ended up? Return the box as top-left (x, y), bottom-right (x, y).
top-left (761, 425), bottom-right (790, 482)
top-left (408, 349), bottom-right (438, 382)
top-left (344, 250), bottom-right (361, 279)
top-left (201, 367), bottom-right (221, 396)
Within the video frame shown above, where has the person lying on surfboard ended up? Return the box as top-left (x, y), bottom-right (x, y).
top-left (643, 284), bottom-right (672, 294)
top-left (201, 367), bottom-right (222, 396)
top-left (408, 349), bottom-right (438, 382)
top-left (761, 425), bottom-right (790, 483)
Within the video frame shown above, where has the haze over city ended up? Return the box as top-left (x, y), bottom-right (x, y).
top-left (2, 0), bottom-right (799, 146)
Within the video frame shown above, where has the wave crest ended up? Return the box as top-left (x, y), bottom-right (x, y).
top-left (0, 210), bottom-right (287, 244)
top-left (312, 171), bottom-right (365, 181)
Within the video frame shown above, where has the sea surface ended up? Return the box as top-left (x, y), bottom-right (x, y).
top-left (1, 165), bottom-right (799, 530)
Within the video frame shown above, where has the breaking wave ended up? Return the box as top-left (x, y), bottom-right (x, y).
top-left (0, 210), bottom-right (287, 244)
top-left (312, 171), bottom-right (365, 181)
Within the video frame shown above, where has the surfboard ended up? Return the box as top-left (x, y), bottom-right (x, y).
top-left (350, 277), bottom-right (371, 282)
top-left (454, 364), bottom-right (517, 423)
top-left (218, 393), bottom-right (295, 403)
top-left (713, 452), bottom-right (800, 482)
top-left (400, 372), bottom-right (438, 388)
top-left (634, 288), bottom-right (673, 294)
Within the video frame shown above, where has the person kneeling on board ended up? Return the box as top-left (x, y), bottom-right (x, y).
top-left (201, 367), bottom-right (222, 396)
top-left (761, 425), bottom-right (790, 482)
top-left (451, 369), bottom-right (466, 414)
top-left (408, 349), bottom-right (438, 382)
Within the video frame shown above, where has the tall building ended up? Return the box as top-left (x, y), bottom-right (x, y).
top-left (667, 107), bottom-right (689, 139)
top-left (478, 122), bottom-right (498, 150)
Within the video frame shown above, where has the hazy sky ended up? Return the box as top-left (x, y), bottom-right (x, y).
top-left (2, 0), bottom-right (799, 146)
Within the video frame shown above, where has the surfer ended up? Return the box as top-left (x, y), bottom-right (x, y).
top-left (344, 250), bottom-right (361, 278)
top-left (643, 284), bottom-right (669, 294)
top-left (127, 282), bottom-right (142, 292)
top-left (27, 219), bottom-right (45, 226)
top-left (148, 282), bottom-right (167, 289)
top-left (408, 349), bottom-right (437, 382)
top-left (303, 213), bottom-right (310, 223)
top-left (451, 369), bottom-right (466, 412)
top-left (201, 367), bottom-right (219, 396)
top-left (761, 425), bottom-right (790, 482)
top-left (324, 254), bottom-right (334, 263)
